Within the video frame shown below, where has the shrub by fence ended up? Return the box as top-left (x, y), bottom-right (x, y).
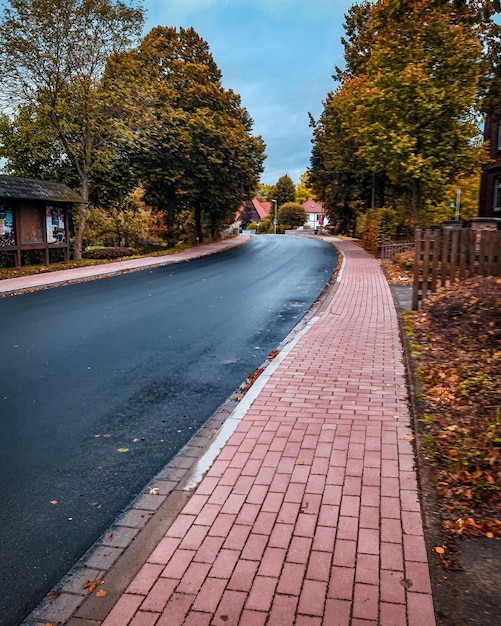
top-left (412, 227), bottom-right (501, 309)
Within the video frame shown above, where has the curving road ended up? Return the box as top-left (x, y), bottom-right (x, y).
top-left (0, 235), bottom-right (338, 625)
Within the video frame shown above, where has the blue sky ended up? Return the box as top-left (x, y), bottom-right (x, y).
top-left (143, 1), bottom-right (354, 185)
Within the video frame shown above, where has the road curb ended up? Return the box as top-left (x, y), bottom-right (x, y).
top-left (0, 235), bottom-right (251, 298)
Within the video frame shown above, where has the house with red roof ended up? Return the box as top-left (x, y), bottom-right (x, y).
top-left (302, 197), bottom-right (328, 230)
top-left (235, 198), bottom-right (271, 230)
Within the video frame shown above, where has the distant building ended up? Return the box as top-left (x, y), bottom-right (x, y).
top-left (235, 198), bottom-right (271, 230)
top-left (0, 175), bottom-right (82, 268)
top-left (479, 107), bottom-right (501, 218)
top-left (302, 198), bottom-right (328, 230)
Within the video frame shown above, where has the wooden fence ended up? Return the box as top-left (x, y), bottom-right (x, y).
top-left (412, 227), bottom-right (501, 309)
top-left (378, 240), bottom-right (415, 259)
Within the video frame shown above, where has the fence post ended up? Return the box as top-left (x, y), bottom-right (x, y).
top-left (412, 228), bottom-right (421, 310)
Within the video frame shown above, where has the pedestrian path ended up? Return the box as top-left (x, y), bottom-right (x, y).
top-left (0, 235), bottom-right (250, 296)
top-left (98, 239), bottom-right (436, 626)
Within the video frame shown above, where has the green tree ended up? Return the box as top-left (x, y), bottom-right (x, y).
top-left (348, 1), bottom-right (484, 225)
top-left (274, 174), bottom-right (296, 208)
top-left (309, 94), bottom-right (377, 234)
top-left (107, 26), bottom-right (265, 243)
top-left (277, 202), bottom-right (307, 228)
top-left (310, 0), bottom-right (490, 229)
top-left (0, 0), bottom-right (144, 258)
top-left (255, 183), bottom-right (274, 202)
top-left (0, 105), bottom-right (77, 184)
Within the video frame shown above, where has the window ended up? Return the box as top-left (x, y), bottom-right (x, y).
top-left (493, 176), bottom-right (501, 212)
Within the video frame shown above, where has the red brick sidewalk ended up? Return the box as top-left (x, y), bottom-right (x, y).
top-left (0, 235), bottom-right (250, 296)
top-left (101, 239), bottom-right (436, 626)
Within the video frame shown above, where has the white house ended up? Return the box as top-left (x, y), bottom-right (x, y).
top-left (302, 197), bottom-right (328, 230)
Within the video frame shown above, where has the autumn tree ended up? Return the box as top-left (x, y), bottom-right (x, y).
top-left (256, 183), bottom-right (275, 202)
top-left (295, 172), bottom-right (314, 205)
top-left (310, 0), bottom-right (491, 229)
top-left (106, 26), bottom-right (265, 243)
top-left (352, 1), bottom-right (484, 225)
top-left (0, 0), bottom-right (144, 258)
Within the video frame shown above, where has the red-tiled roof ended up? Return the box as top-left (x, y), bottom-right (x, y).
top-left (236, 198), bottom-right (271, 221)
top-left (253, 198), bottom-right (271, 219)
top-left (302, 197), bottom-right (323, 214)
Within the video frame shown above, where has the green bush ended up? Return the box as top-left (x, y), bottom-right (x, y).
top-left (257, 218), bottom-right (273, 234)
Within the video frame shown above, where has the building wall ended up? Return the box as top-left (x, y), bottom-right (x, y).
top-left (479, 109), bottom-right (501, 218)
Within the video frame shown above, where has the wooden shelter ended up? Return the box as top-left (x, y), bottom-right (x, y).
top-left (0, 175), bottom-right (83, 268)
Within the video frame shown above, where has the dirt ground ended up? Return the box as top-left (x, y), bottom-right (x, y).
top-left (417, 440), bottom-right (501, 626)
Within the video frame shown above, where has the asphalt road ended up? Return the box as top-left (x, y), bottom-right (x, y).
top-left (0, 235), bottom-right (338, 625)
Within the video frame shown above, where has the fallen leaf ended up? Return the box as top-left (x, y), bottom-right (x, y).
top-left (486, 532), bottom-right (494, 538)
top-left (297, 460), bottom-right (305, 465)
top-left (404, 434), bottom-right (415, 440)
top-left (117, 447), bottom-right (129, 453)
top-left (149, 487), bottom-right (159, 495)
top-left (435, 546), bottom-right (445, 554)
top-left (50, 500), bottom-right (58, 505)
top-left (95, 589), bottom-right (107, 597)
top-left (82, 579), bottom-right (104, 593)
top-left (47, 592), bottom-right (60, 601)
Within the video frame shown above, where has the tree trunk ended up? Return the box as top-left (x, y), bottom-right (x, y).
top-left (73, 173), bottom-right (89, 260)
top-left (411, 179), bottom-right (422, 228)
top-left (194, 201), bottom-right (203, 243)
top-left (165, 185), bottom-right (178, 245)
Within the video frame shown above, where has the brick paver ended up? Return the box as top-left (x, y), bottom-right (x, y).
top-left (100, 239), bottom-right (435, 625)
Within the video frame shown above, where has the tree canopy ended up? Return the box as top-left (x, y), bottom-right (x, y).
top-left (274, 174), bottom-right (296, 208)
top-left (277, 202), bottom-right (307, 228)
top-left (104, 26), bottom-right (265, 243)
top-left (0, 11), bottom-right (265, 250)
top-left (309, 0), bottom-right (498, 231)
top-left (0, 0), bottom-right (145, 257)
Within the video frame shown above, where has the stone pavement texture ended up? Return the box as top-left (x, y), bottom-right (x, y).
top-left (94, 238), bottom-right (436, 626)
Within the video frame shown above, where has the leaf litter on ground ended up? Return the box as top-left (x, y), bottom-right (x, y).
top-left (407, 276), bottom-right (501, 538)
